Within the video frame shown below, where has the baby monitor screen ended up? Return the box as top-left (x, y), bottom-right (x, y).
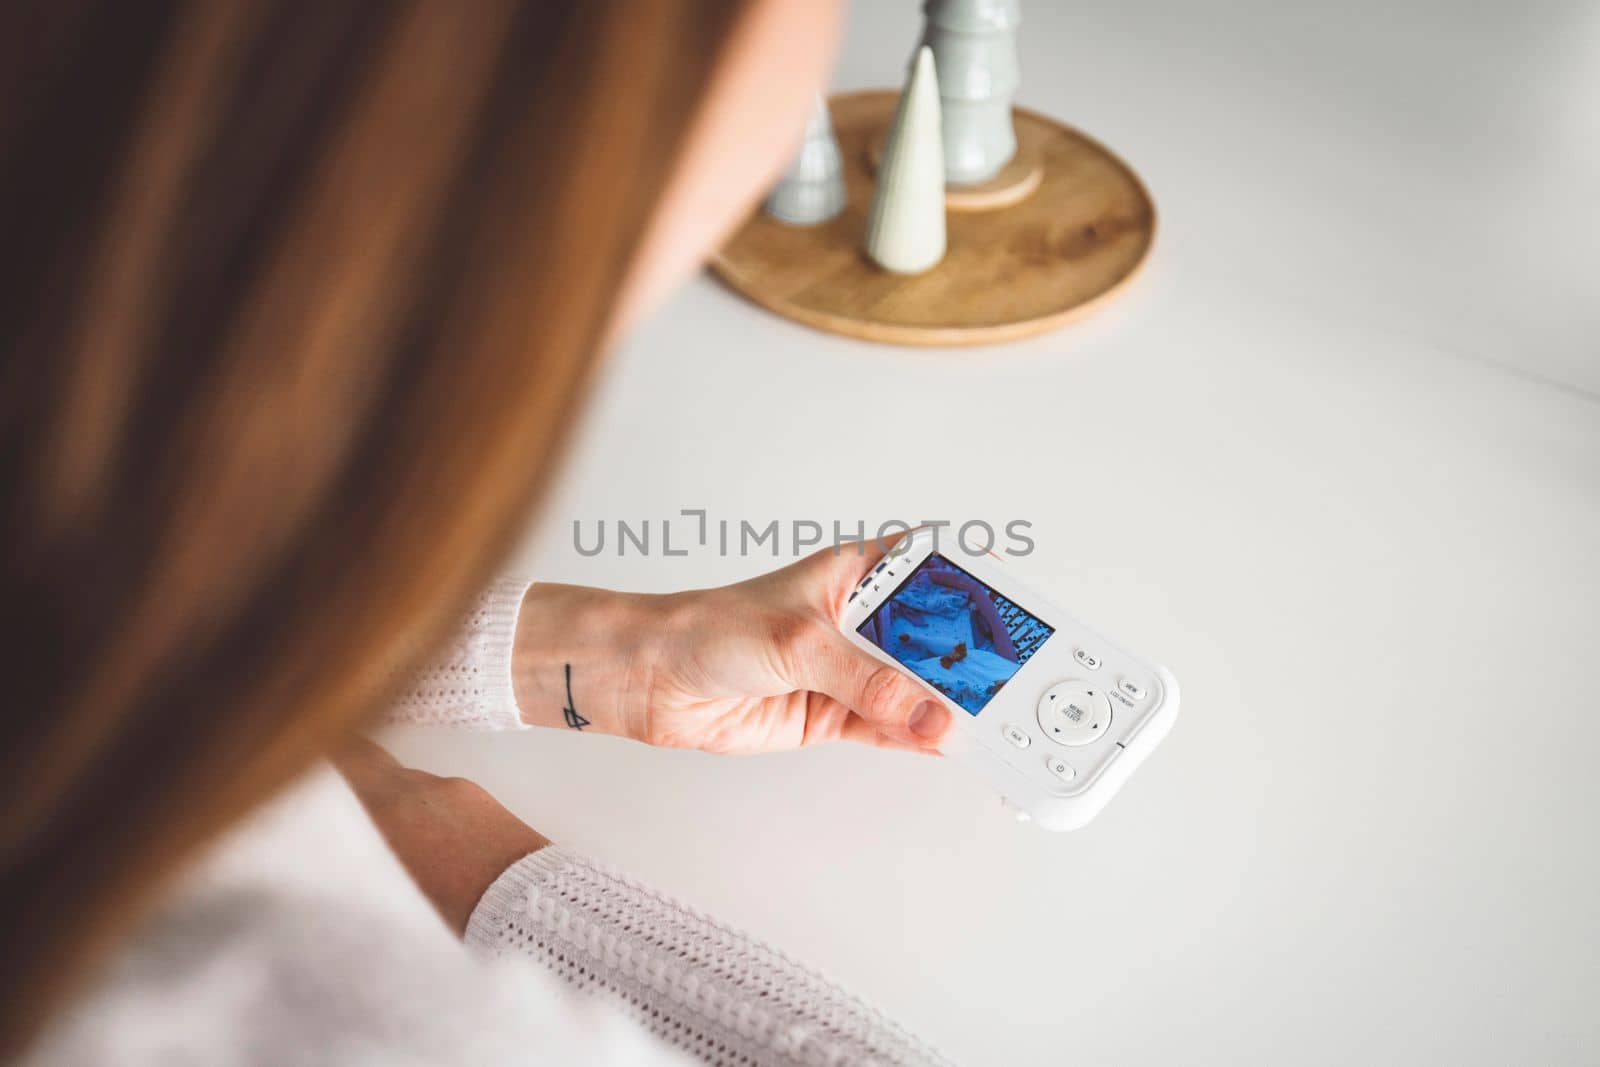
top-left (857, 554), bottom-right (1054, 715)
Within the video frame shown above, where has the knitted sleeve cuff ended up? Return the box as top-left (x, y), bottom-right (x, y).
top-left (471, 577), bottom-right (530, 731)
top-left (382, 576), bottom-right (533, 731)
top-left (464, 846), bottom-right (569, 954)
top-left (462, 846), bottom-right (953, 1067)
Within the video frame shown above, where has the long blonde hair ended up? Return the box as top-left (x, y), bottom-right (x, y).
top-left (0, 0), bottom-right (741, 1052)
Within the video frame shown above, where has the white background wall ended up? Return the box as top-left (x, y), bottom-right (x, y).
top-left (388, 3), bottom-right (1600, 1063)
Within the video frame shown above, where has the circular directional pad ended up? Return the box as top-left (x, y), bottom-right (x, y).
top-left (1036, 681), bottom-right (1112, 747)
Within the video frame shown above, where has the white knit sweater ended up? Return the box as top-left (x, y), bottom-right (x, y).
top-left (28, 581), bottom-right (953, 1067)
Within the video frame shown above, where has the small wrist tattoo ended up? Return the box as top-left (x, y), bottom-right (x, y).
top-left (561, 663), bottom-right (590, 730)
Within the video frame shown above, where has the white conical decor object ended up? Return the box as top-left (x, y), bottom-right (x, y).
top-left (763, 95), bottom-right (846, 225)
top-left (863, 46), bottom-right (946, 274)
top-left (920, 0), bottom-right (1021, 185)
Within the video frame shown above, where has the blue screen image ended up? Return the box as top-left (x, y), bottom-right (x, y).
top-left (857, 554), bottom-right (1054, 715)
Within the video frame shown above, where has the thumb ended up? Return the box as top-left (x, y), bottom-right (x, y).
top-left (786, 625), bottom-right (954, 748)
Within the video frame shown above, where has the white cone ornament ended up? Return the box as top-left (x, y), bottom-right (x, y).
top-left (764, 95), bottom-right (846, 225)
top-left (920, 0), bottom-right (1021, 185)
top-left (863, 46), bottom-right (946, 275)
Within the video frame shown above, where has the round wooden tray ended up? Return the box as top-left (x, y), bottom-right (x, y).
top-left (710, 90), bottom-right (1156, 347)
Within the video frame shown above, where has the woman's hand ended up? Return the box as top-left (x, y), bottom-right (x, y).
top-left (510, 544), bottom-right (953, 754)
top-left (335, 739), bottom-right (548, 935)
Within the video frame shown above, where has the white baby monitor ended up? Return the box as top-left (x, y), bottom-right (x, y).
top-left (839, 530), bottom-right (1179, 831)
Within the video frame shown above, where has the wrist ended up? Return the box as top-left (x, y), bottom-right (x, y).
top-left (336, 741), bottom-right (549, 936)
top-left (510, 583), bottom-right (663, 741)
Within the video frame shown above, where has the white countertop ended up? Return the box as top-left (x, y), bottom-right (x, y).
top-left (386, 3), bottom-right (1599, 1063)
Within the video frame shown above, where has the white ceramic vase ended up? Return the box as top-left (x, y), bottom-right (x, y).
top-left (919, 0), bottom-right (1020, 186)
top-left (863, 46), bottom-right (946, 274)
top-left (763, 95), bottom-right (846, 225)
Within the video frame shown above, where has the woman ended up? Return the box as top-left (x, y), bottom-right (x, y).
top-left (0, 1), bottom-right (956, 1063)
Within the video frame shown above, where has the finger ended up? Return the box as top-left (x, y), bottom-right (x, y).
top-left (798, 690), bottom-right (855, 746)
top-left (836, 709), bottom-right (942, 754)
top-left (783, 626), bottom-right (953, 748)
top-left (801, 693), bottom-right (940, 753)
top-left (786, 541), bottom-right (891, 616)
top-left (773, 526), bottom-right (926, 618)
